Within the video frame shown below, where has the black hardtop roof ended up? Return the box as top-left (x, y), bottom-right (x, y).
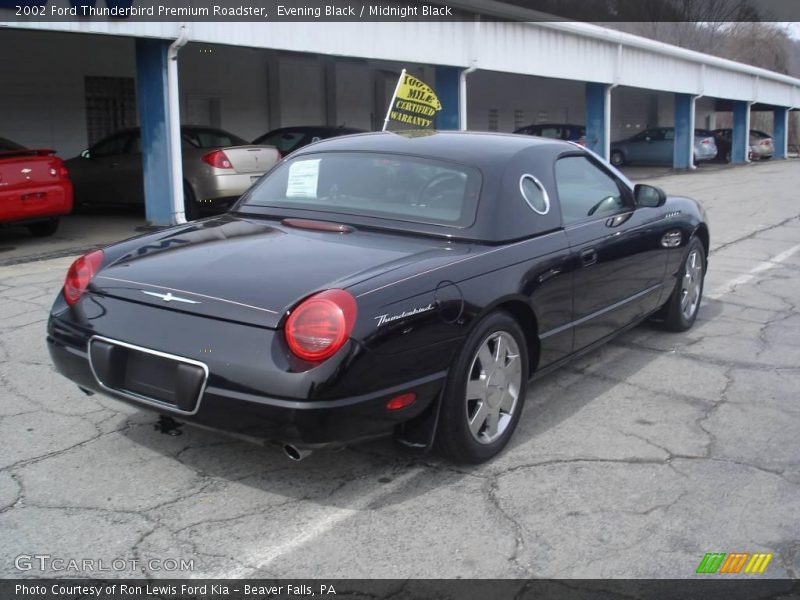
top-left (291, 130), bottom-right (571, 170)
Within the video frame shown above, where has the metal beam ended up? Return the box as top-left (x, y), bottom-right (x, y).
top-left (435, 65), bottom-right (460, 130)
top-left (135, 38), bottom-right (175, 226)
top-left (773, 107), bottom-right (789, 160)
top-left (731, 101), bottom-right (751, 164)
top-left (586, 82), bottom-right (611, 160)
top-left (673, 93), bottom-right (695, 170)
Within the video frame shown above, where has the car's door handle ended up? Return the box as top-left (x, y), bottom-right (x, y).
top-left (580, 248), bottom-right (598, 267)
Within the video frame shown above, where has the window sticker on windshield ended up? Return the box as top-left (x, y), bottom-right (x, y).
top-left (286, 159), bottom-right (320, 198)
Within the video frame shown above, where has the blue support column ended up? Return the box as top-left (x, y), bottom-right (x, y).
top-left (434, 66), bottom-right (460, 130)
top-left (135, 38), bottom-right (175, 225)
top-left (731, 100), bottom-right (751, 164)
top-left (585, 82), bottom-right (611, 159)
top-left (773, 107), bottom-right (789, 159)
top-left (673, 93), bottom-right (695, 169)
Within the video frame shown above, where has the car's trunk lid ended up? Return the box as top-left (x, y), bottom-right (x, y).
top-left (91, 215), bottom-right (460, 329)
top-left (221, 145), bottom-right (280, 174)
top-left (0, 150), bottom-right (61, 189)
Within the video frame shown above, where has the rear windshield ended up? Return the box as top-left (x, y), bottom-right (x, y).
top-left (182, 128), bottom-right (246, 148)
top-left (241, 152), bottom-right (481, 227)
top-left (0, 137), bottom-right (25, 152)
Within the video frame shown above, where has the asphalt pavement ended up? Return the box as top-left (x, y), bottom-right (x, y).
top-left (1, 159), bottom-right (799, 579)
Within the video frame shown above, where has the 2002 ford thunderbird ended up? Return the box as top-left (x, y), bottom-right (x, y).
top-left (47, 131), bottom-right (709, 463)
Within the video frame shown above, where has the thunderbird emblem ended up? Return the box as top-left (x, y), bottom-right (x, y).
top-left (141, 291), bottom-right (200, 304)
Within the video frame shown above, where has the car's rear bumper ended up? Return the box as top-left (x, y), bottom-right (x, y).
top-left (750, 148), bottom-right (773, 159)
top-left (0, 181), bottom-right (72, 224)
top-left (192, 172), bottom-right (264, 203)
top-left (47, 307), bottom-right (444, 448)
top-left (694, 147), bottom-right (717, 162)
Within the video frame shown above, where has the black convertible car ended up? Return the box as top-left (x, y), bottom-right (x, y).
top-left (47, 131), bottom-right (709, 464)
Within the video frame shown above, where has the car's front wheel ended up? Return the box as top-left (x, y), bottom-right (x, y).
top-left (610, 150), bottom-right (625, 167)
top-left (661, 236), bottom-right (706, 331)
top-left (436, 311), bottom-right (529, 463)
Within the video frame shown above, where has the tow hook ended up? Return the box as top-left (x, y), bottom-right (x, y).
top-left (155, 415), bottom-right (183, 436)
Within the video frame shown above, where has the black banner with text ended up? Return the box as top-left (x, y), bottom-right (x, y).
top-left (3, 579), bottom-right (800, 600)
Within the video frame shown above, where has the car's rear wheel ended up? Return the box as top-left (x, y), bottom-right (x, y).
top-left (436, 311), bottom-right (529, 464)
top-left (27, 218), bottom-right (59, 237)
top-left (662, 236), bottom-right (706, 332)
top-left (610, 150), bottom-right (625, 167)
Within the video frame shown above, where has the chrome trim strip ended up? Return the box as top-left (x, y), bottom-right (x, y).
top-left (519, 173), bottom-right (551, 215)
top-left (540, 282), bottom-right (663, 339)
top-left (141, 290), bottom-right (201, 304)
top-left (87, 335), bottom-right (209, 416)
top-left (95, 276), bottom-right (279, 314)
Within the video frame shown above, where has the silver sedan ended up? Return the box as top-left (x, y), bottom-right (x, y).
top-left (610, 127), bottom-right (717, 166)
top-left (66, 126), bottom-right (280, 219)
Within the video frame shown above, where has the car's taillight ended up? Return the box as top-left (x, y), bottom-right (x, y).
top-left (285, 289), bottom-right (357, 362)
top-left (701, 138), bottom-right (712, 145)
top-left (63, 249), bottom-right (104, 306)
top-left (201, 149), bottom-right (233, 169)
top-left (760, 140), bottom-right (771, 147)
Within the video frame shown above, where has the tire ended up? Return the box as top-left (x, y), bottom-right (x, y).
top-left (183, 183), bottom-right (199, 221)
top-left (610, 151), bottom-right (625, 167)
top-left (661, 236), bottom-right (706, 332)
top-left (27, 219), bottom-right (59, 237)
top-left (436, 310), bottom-right (529, 464)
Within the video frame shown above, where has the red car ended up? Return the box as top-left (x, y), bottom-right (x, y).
top-left (0, 137), bottom-right (73, 236)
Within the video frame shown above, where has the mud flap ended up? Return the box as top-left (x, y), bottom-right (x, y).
top-left (394, 390), bottom-right (443, 454)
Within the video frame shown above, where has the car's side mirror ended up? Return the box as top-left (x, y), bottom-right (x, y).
top-left (634, 184), bottom-right (666, 208)
top-left (80, 149), bottom-right (91, 159)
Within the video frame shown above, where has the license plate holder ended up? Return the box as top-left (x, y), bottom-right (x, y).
top-left (89, 337), bottom-right (208, 414)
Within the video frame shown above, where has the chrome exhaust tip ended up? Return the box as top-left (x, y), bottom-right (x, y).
top-left (283, 444), bottom-right (312, 462)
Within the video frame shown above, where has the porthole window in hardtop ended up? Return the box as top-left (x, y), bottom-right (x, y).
top-left (519, 174), bottom-right (550, 215)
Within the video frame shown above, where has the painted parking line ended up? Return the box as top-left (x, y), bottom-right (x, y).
top-left (215, 240), bottom-right (800, 579)
top-left (217, 466), bottom-right (425, 578)
top-left (706, 242), bottom-right (800, 300)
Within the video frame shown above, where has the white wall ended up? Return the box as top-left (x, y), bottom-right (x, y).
top-left (0, 29), bottom-right (732, 162)
top-left (696, 97), bottom-right (717, 131)
top-left (178, 43), bottom-right (270, 141)
top-left (0, 30), bottom-right (395, 159)
top-left (467, 71), bottom-right (585, 133)
top-left (0, 29), bottom-right (135, 158)
top-left (334, 60), bottom-right (372, 130)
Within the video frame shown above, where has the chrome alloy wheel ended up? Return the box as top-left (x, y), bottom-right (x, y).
top-left (681, 248), bottom-right (704, 320)
top-left (464, 331), bottom-right (522, 444)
